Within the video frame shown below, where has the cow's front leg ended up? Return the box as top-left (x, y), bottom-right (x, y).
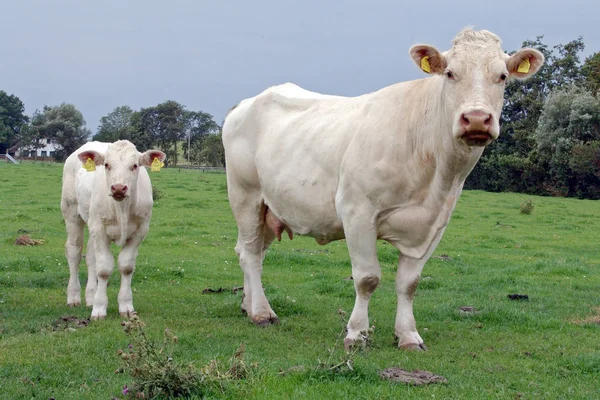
top-left (117, 227), bottom-right (146, 317)
top-left (395, 254), bottom-right (427, 350)
top-left (342, 216), bottom-right (381, 349)
top-left (91, 234), bottom-right (113, 320)
top-left (394, 229), bottom-right (444, 350)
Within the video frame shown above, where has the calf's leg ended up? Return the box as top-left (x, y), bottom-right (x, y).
top-left (64, 216), bottom-right (85, 307)
top-left (91, 235), bottom-right (114, 319)
top-left (117, 227), bottom-right (147, 317)
top-left (84, 238), bottom-right (97, 306)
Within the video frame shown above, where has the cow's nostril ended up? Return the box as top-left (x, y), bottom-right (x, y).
top-left (461, 114), bottom-right (470, 125)
top-left (484, 115), bottom-right (492, 126)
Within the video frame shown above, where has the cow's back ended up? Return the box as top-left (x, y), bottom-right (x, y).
top-left (224, 83), bottom-right (364, 237)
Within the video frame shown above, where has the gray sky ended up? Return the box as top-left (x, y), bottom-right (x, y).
top-left (1, 0), bottom-right (598, 132)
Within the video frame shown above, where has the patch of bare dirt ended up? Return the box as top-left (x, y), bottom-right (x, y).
top-left (379, 367), bottom-right (447, 385)
top-left (51, 316), bottom-right (89, 331)
top-left (433, 254), bottom-right (452, 261)
top-left (572, 307), bottom-right (600, 325)
top-left (202, 286), bottom-right (243, 295)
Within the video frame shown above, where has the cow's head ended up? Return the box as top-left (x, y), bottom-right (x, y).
top-left (410, 28), bottom-right (544, 147)
top-left (78, 140), bottom-right (166, 202)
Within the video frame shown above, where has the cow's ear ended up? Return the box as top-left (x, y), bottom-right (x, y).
top-left (410, 45), bottom-right (447, 74)
top-left (506, 48), bottom-right (545, 80)
top-left (140, 149), bottom-right (166, 167)
top-left (77, 150), bottom-right (104, 166)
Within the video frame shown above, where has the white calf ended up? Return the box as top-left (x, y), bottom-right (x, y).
top-left (61, 140), bottom-right (166, 319)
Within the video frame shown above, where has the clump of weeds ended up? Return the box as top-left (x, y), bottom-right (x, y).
top-left (117, 316), bottom-right (253, 398)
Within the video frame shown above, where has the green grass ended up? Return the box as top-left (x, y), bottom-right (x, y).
top-left (1, 161), bottom-right (600, 399)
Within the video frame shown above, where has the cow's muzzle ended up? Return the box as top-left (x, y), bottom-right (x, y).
top-left (110, 184), bottom-right (128, 201)
top-left (459, 110), bottom-right (496, 147)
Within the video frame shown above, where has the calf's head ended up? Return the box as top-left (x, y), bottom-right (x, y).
top-left (410, 28), bottom-right (544, 147)
top-left (78, 140), bottom-right (166, 202)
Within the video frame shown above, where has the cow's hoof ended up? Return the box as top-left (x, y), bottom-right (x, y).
top-left (91, 315), bottom-right (106, 321)
top-left (119, 311), bottom-right (137, 318)
top-left (252, 315), bottom-right (279, 326)
top-left (399, 342), bottom-right (428, 351)
top-left (344, 336), bottom-right (367, 351)
top-left (67, 301), bottom-right (81, 307)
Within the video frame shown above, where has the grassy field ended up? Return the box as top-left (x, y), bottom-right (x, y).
top-left (1, 161), bottom-right (599, 399)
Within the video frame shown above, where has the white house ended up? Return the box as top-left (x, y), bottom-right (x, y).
top-left (18, 138), bottom-right (59, 158)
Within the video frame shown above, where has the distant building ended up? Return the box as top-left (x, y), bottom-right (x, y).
top-left (17, 138), bottom-right (59, 158)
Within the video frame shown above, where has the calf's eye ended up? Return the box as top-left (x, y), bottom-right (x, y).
top-left (446, 70), bottom-right (454, 79)
top-left (132, 164), bottom-right (138, 171)
top-left (104, 163), bottom-right (110, 169)
top-left (499, 73), bottom-right (508, 82)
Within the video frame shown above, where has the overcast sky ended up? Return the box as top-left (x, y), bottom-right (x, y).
top-left (1, 0), bottom-right (598, 133)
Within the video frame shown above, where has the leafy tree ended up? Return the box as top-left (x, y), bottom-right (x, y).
top-left (130, 107), bottom-right (160, 152)
top-left (153, 101), bottom-right (187, 165)
top-left (582, 52), bottom-right (600, 96)
top-left (0, 91), bottom-right (28, 154)
top-left (94, 106), bottom-right (136, 142)
top-left (198, 132), bottom-right (225, 167)
top-left (37, 103), bottom-right (91, 161)
top-left (535, 85), bottom-right (600, 198)
top-left (467, 36), bottom-right (587, 194)
top-left (183, 111), bottom-right (220, 164)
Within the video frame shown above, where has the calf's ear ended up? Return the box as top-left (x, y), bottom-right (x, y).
top-left (410, 45), bottom-right (447, 74)
top-left (77, 150), bottom-right (104, 166)
top-left (506, 48), bottom-right (545, 80)
top-left (140, 150), bottom-right (167, 167)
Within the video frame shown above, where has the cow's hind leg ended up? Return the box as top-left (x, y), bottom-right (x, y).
top-left (64, 213), bottom-right (85, 307)
top-left (233, 201), bottom-right (278, 326)
top-left (238, 220), bottom-right (276, 316)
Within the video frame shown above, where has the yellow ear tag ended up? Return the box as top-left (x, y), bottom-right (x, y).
top-left (151, 157), bottom-right (164, 172)
top-left (83, 158), bottom-right (96, 172)
top-left (421, 56), bottom-right (431, 73)
top-left (517, 58), bottom-right (531, 73)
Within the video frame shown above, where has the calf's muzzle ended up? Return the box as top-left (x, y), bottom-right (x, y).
top-left (110, 184), bottom-right (128, 201)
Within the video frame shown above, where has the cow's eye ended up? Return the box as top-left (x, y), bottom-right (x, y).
top-left (104, 163), bottom-right (110, 170)
top-left (132, 164), bottom-right (138, 171)
top-left (499, 73), bottom-right (508, 82)
top-left (445, 70), bottom-right (454, 79)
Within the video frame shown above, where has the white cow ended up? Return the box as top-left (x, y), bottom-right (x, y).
top-left (61, 140), bottom-right (166, 319)
top-left (223, 28), bottom-right (544, 349)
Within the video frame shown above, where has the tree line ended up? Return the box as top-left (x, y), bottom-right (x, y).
top-left (1, 35), bottom-right (599, 197)
top-left (466, 37), bottom-right (600, 199)
top-left (0, 98), bottom-right (224, 166)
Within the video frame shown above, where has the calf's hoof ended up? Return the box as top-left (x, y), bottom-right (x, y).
top-left (91, 315), bottom-right (106, 321)
top-left (67, 301), bottom-right (81, 307)
top-left (399, 342), bottom-right (428, 351)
